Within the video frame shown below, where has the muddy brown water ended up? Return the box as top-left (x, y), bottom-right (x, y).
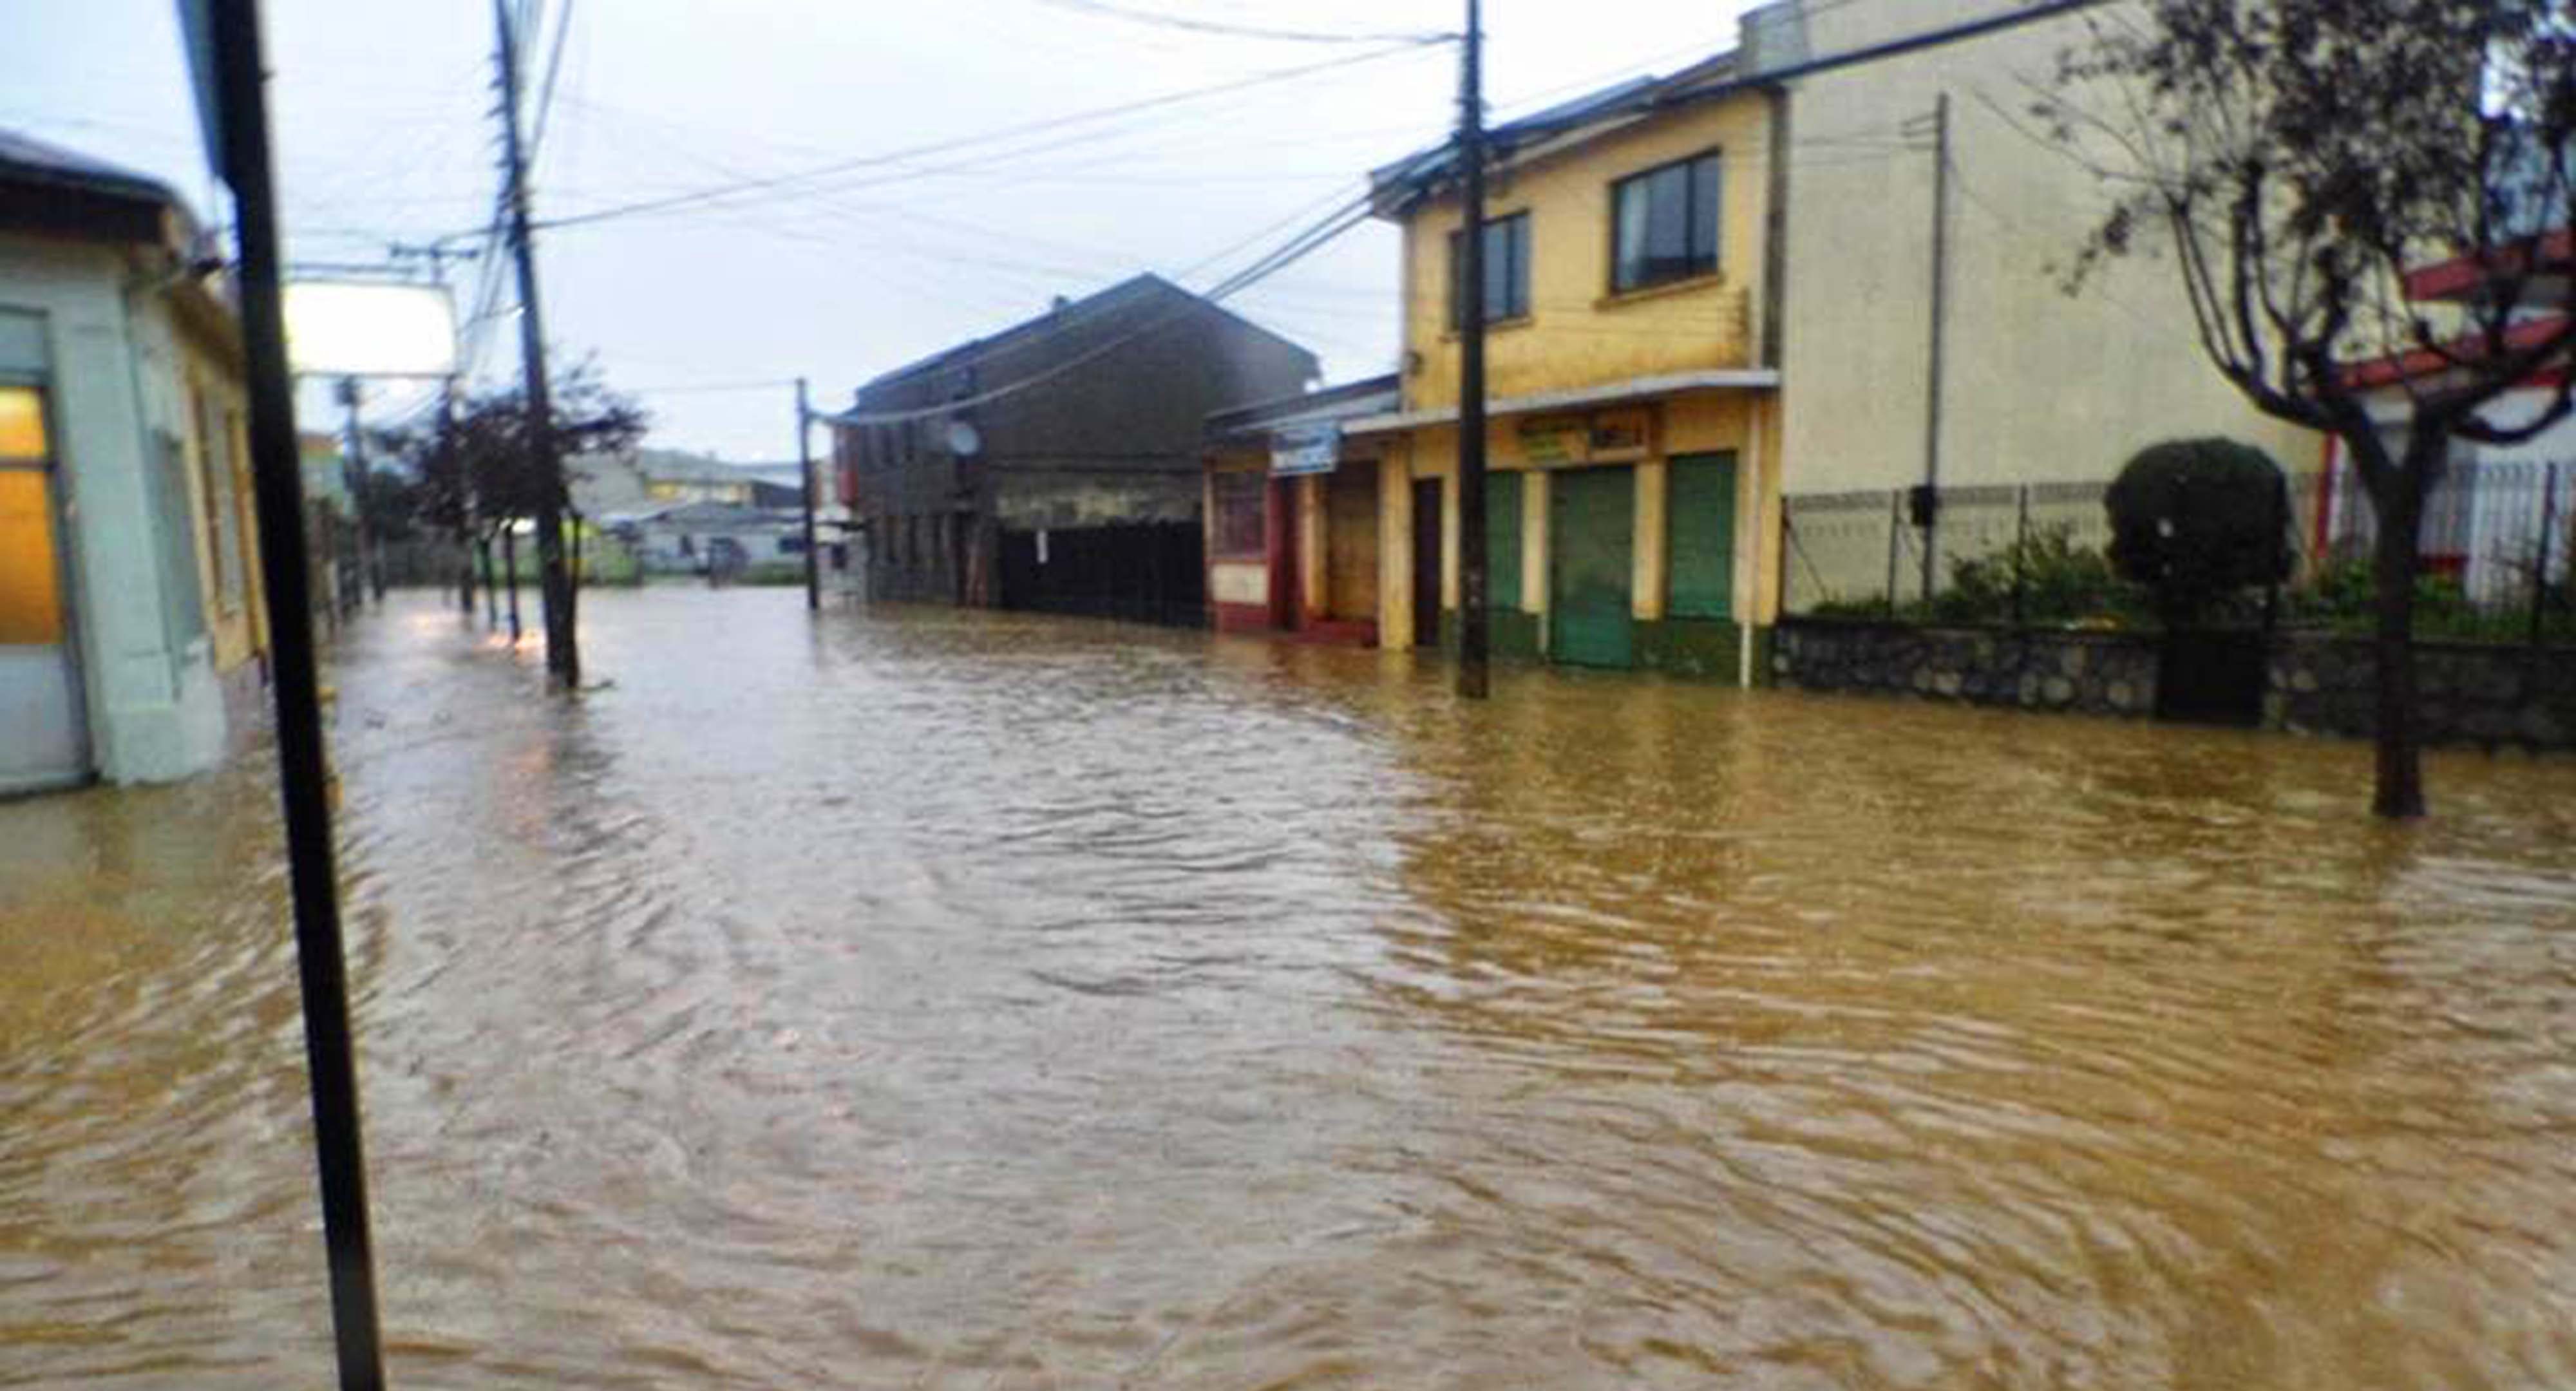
top-left (5, 589), bottom-right (2575, 1389)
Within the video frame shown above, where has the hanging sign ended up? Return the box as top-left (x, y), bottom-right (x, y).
top-left (1589, 408), bottom-right (1653, 461)
top-left (1518, 416), bottom-right (1589, 466)
top-left (1271, 421), bottom-right (1340, 476)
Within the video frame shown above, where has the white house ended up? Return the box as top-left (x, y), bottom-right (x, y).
top-left (1, 131), bottom-right (269, 794)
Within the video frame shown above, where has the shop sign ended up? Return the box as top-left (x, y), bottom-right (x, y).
top-left (1271, 422), bottom-right (1340, 475)
top-left (1518, 416), bottom-right (1589, 466)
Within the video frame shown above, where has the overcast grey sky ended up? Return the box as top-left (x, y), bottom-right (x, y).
top-left (11, 0), bottom-right (1752, 461)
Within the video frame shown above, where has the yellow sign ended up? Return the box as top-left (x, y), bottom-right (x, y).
top-left (1517, 416), bottom-right (1588, 466)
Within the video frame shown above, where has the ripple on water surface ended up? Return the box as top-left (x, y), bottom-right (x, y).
top-left (4, 589), bottom-right (2575, 1389)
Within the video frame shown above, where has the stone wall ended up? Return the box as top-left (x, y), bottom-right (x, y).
top-left (1774, 620), bottom-right (2576, 751)
top-left (2269, 635), bottom-right (2576, 748)
top-left (1771, 621), bottom-right (2159, 717)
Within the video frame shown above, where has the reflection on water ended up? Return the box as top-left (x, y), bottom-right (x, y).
top-left (5, 589), bottom-right (2575, 1388)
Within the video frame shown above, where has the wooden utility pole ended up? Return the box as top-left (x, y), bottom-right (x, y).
top-left (797, 377), bottom-right (820, 610)
top-left (1455, 0), bottom-right (1491, 699)
top-left (1917, 92), bottom-right (1950, 605)
top-left (199, 3), bottom-right (386, 1386)
top-left (493, 0), bottom-right (578, 686)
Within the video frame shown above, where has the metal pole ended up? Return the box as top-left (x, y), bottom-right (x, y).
top-left (205, 5), bottom-right (386, 1386)
top-left (2012, 482), bottom-right (2029, 627)
top-left (1885, 489), bottom-right (1902, 616)
top-left (2532, 460), bottom-right (2559, 654)
top-left (1919, 92), bottom-right (1949, 605)
top-left (1455, 0), bottom-right (1490, 699)
top-left (797, 377), bottom-right (820, 610)
top-left (493, 0), bottom-right (576, 687)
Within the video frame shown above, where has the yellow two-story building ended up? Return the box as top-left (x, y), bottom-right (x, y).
top-left (1344, 55), bottom-right (1785, 676)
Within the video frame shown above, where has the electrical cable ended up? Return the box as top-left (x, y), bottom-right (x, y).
top-left (1025, 0), bottom-right (1454, 46)
top-left (524, 41), bottom-right (1442, 233)
top-left (833, 194), bottom-right (1377, 425)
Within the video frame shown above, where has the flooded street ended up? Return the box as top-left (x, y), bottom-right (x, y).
top-left (7, 589), bottom-right (2576, 1388)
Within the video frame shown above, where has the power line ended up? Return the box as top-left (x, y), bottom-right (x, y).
top-left (620, 377), bottom-right (799, 395)
top-left (527, 0), bottom-right (577, 160)
top-left (1027, 0), bottom-right (1454, 46)
top-left (525, 41), bottom-right (1441, 233)
top-left (831, 194), bottom-right (1377, 426)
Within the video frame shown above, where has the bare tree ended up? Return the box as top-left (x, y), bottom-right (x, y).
top-left (377, 366), bottom-right (646, 672)
top-left (2043, 0), bottom-right (2576, 817)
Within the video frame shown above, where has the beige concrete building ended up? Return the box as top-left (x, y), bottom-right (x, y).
top-left (1763, 0), bottom-right (2320, 605)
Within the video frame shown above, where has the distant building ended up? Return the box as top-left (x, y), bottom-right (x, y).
top-left (572, 446), bottom-right (759, 513)
top-left (1, 130), bottom-right (269, 793)
top-left (829, 273), bottom-right (1318, 625)
top-left (1202, 375), bottom-right (1403, 643)
top-left (607, 499), bottom-right (804, 576)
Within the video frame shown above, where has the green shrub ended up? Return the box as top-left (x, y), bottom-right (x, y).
top-left (2105, 438), bottom-right (2292, 622)
top-left (1930, 523), bottom-right (2139, 626)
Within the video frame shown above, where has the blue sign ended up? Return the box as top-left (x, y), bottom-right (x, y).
top-left (1270, 422), bottom-right (1340, 476)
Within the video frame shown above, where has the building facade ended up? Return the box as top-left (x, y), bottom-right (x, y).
top-left (1229, 0), bottom-right (2332, 679)
top-left (1, 131), bottom-right (269, 795)
top-left (1355, 56), bottom-right (1785, 676)
top-left (1203, 375), bottom-right (1403, 643)
top-left (832, 274), bottom-right (1318, 625)
top-left (1763, 0), bottom-right (2319, 605)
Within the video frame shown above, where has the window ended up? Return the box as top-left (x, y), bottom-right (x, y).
top-left (1212, 471), bottom-right (1265, 556)
top-left (191, 387), bottom-right (247, 612)
top-left (1612, 151), bottom-right (1722, 293)
top-left (1447, 212), bottom-right (1531, 329)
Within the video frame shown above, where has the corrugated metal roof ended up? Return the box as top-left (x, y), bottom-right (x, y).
top-left (0, 128), bottom-right (180, 209)
top-left (1206, 372), bottom-right (1401, 440)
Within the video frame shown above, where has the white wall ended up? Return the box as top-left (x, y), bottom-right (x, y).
top-left (0, 234), bottom-right (229, 784)
top-left (1774, 0), bottom-right (2320, 497)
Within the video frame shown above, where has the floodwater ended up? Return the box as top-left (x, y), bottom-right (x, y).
top-left (6, 590), bottom-right (2576, 1390)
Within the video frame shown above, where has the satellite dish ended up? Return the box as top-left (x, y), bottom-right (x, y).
top-left (945, 420), bottom-right (983, 457)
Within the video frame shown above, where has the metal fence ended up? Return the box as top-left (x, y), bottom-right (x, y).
top-left (1780, 459), bottom-right (2576, 632)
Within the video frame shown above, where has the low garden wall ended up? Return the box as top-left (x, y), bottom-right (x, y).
top-left (2269, 634), bottom-right (2576, 747)
top-left (1770, 621), bottom-right (2160, 719)
top-left (1773, 618), bottom-right (2576, 750)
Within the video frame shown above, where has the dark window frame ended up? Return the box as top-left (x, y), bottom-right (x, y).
top-left (1446, 211), bottom-right (1532, 330)
top-left (1610, 150), bottom-right (1723, 294)
top-left (1211, 471), bottom-right (1267, 558)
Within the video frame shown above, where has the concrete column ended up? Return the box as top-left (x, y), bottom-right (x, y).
top-left (1738, 396), bottom-right (1772, 625)
top-left (1439, 467), bottom-right (1461, 612)
top-left (42, 267), bottom-right (226, 784)
top-left (1524, 467), bottom-right (1551, 648)
top-left (1298, 473), bottom-right (1327, 620)
top-left (1379, 448), bottom-right (1414, 650)
top-left (1633, 456), bottom-right (1669, 621)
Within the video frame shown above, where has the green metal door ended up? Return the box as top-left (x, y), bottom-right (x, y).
top-left (1548, 465), bottom-right (1634, 667)
top-left (1667, 451), bottom-right (1737, 619)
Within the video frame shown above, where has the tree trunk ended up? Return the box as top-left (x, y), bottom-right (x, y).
top-left (457, 526), bottom-right (477, 618)
top-left (2368, 472), bottom-right (2429, 819)
top-left (503, 527), bottom-right (523, 643)
top-left (478, 537), bottom-right (498, 630)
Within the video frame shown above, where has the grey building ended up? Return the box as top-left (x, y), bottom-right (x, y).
top-left (829, 273), bottom-right (1317, 624)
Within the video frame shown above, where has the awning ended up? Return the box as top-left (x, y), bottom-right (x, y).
top-left (1340, 368), bottom-right (1779, 436)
